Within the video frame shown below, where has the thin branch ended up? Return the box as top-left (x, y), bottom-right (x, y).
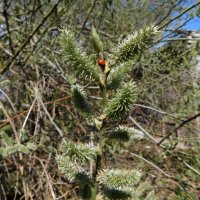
top-left (130, 152), bottom-right (172, 178)
top-left (0, 89), bottom-right (22, 126)
top-left (22, 98), bottom-right (36, 129)
top-left (3, 0), bottom-right (14, 54)
top-left (130, 110), bottom-right (200, 180)
top-left (129, 116), bottom-right (158, 145)
top-left (162, 38), bottom-right (200, 42)
top-left (183, 161), bottom-right (200, 176)
top-left (0, 101), bottom-right (19, 143)
top-left (130, 152), bottom-right (199, 189)
top-left (77, 0), bottom-right (97, 39)
top-left (35, 155), bottom-right (57, 199)
top-left (159, 1), bottom-right (200, 30)
top-left (35, 87), bottom-right (64, 137)
top-left (22, 2), bottom-right (74, 64)
top-left (0, 95), bottom-right (71, 129)
top-left (155, 0), bottom-right (183, 26)
top-left (133, 103), bottom-right (178, 119)
top-left (156, 16), bottom-right (194, 44)
top-left (1, 0), bottom-right (62, 75)
top-left (157, 112), bottom-right (200, 145)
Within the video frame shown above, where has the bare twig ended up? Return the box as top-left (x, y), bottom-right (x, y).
top-left (159, 1), bottom-right (200, 30)
top-left (22, 98), bottom-right (36, 129)
top-left (130, 152), bottom-right (172, 178)
top-left (158, 112), bottom-right (200, 145)
top-left (129, 116), bottom-right (158, 145)
top-left (56, 190), bottom-right (71, 200)
top-left (156, 16), bottom-right (194, 44)
top-left (0, 89), bottom-right (22, 126)
top-left (35, 87), bottom-right (64, 137)
top-left (130, 152), bottom-right (199, 189)
top-left (133, 103), bottom-right (178, 119)
top-left (3, 0), bottom-right (14, 54)
top-left (183, 161), bottom-right (200, 176)
top-left (77, 0), bottom-right (97, 39)
top-left (36, 156), bottom-right (57, 199)
top-left (0, 102), bottom-right (19, 142)
top-left (0, 102), bottom-right (29, 199)
top-left (155, 0), bottom-right (182, 26)
top-left (0, 183), bottom-right (7, 200)
top-left (1, 0), bottom-right (62, 75)
top-left (0, 95), bottom-right (71, 129)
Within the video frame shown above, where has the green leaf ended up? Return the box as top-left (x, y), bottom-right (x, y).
top-left (105, 82), bottom-right (137, 120)
top-left (60, 28), bottom-right (101, 82)
top-left (26, 142), bottom-right (38, 151)
top-left (109, 125), bottom-right (144, 142)
top-left (0, 144), bottom-right (30, 158)
top-left (111, 25), bottom-right (159, 64)
top-left (97, 169), bottom-right (142, 189)
top-left (61, 140), bottom-right (98, 163)
top-left (71, 84), bottom-right (93, 118)
top-left (0, 131), bottom-right (15, 146)
top-left (56, 155), bottom-right (93, 183)
top-left (107, 61), bottom-right (133, 90)
top-left (97, 168), bottom-right (142, 199)
top-left (56, 155), bottom-right (76, 182)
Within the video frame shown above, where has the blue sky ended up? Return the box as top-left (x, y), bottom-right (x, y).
top-left (165, 0), bottom-right (200, 31)
top-left (180, 0), bottom-right (200, 31)
top-left (182, 17), bottom-right (200, 30)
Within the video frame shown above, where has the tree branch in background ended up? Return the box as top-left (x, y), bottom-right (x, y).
top-left (3, 0), bottom-right (14, 54)
top-left (158, 112), bottom-right (200, 145)
top-left (156, 16), bottom-right (194, 44)
top-left (159, 1), bottom-right (200, 30)
top-left (77, 0), bottom-right (97, 39)
top-left (155, 0), bottom-right (183, 26)
top-left (1, 0), bottom-right (62, 75)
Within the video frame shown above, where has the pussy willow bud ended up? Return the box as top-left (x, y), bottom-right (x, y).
top-left (92, 26), bottom-right (103, 53)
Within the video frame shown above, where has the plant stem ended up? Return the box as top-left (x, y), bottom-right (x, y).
top-left (102, 86), bottom-right (107, 108)
top-left (92, 76), bottom-right (108, 200)
top-left (91, 183), bottom-right (97, 200)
